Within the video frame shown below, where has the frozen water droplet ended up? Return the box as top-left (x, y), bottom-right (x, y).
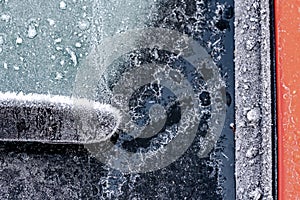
top-left (0, 14), bottom-right (10, 22)
top-left (60, 60), bottom-right (65, 66)
top-left (230, 123), bottom-right (235, 128)
top-left (55, 72), bottom-right (63, 80)
top-left (3, 63), bottom-right (8, 69)
top-left (0, 47), bottom-right (2, 53)
top-left (246, 107), bottom-right (261, 122)
top-left (246, 147), bottom-right (258, 158)
top-left (47, 18), bottom-right (55, 26)
top-left (27, 25), bottom-right (37, 39)
top-left (25, 18), bottom-right (39, 40)
top-left (75, 42), bottom-right (82, 48)
top-left (59, 1), bottom-right (67, 10)
top-left (245, 39), bottom-right (256, 51)
top-left (54, 38), bottom-right (62, 43)
top-left (56, 46), bottom-right (63, 51)
top-left (66, 47), bottom-right (77, 66)
top-left (16, 37), bottom-right (23, 44)
top-left (14, 66), bottom-right (20, 71)
top-left (78, 20), bottom-right (90, 31)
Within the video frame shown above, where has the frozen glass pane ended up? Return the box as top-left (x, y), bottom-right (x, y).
top-left (0, 0), bottom-right (235, 199)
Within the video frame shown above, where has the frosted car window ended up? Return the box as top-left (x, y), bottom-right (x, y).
top-left (0, 0), bottom-right (157, 95)
top-left (0, 0), bottom-right (235, 199)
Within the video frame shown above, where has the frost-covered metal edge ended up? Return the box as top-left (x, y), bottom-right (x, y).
top-left (234, 0), bottom-right (273, 199)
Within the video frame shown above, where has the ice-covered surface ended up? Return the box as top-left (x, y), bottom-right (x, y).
top-left (0, 0), bottom-right (92, 95)
top-left (234, 0), bottom-right (273, 199)
top-left (74, 27), bottom-right (227, 174)
top-left (0, 0), bottom-right (235, 199)
top-left (0, 91), bottom-right (121, 143)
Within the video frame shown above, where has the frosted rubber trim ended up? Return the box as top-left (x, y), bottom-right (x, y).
top-left (0, 92), bottom-right (121, 144)
top-left (234, 0), bottom-right (273, 199)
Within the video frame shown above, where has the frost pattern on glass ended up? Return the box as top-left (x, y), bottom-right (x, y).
top-left (0, 0), bottom-right (233, 199)
top-left (0, 0), bottom-right (156, 95)
top-left (74, 27), bottom-right (226, 173)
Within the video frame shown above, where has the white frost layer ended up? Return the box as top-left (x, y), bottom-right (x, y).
top-left (0, 91), bottom-right (121, 121)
